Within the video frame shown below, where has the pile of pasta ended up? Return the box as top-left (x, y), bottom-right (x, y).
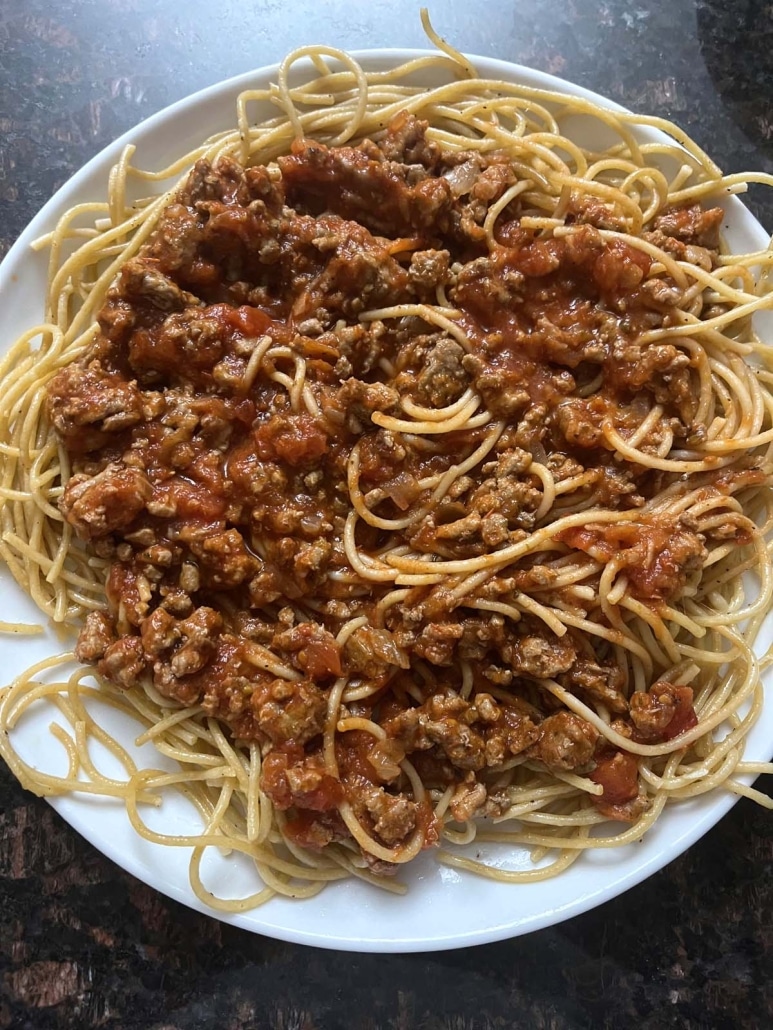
top-left (1, 17), bottom-right (772, 909)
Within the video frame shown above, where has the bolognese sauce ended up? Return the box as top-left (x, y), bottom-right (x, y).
top-left (45, 111), bottom-right (754, 868)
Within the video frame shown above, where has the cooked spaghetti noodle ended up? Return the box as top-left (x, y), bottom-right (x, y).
top-left (1, 20), bottom-right (773, 909)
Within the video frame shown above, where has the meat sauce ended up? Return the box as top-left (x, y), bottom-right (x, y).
top-left (47, 112), bottom-right (740, 863)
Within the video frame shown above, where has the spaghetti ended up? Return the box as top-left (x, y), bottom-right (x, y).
top-left (1, 23), bottom-right (773, 910)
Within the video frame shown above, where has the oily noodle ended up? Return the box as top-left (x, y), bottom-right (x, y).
top-left (2, 27), bottom-right (773, 909)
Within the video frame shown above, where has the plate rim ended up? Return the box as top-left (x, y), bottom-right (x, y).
top-left (1, 47), bottom-right (770, 953)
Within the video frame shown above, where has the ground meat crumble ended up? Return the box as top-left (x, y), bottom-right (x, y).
top-left (50, 112), bottom-right (748, 864)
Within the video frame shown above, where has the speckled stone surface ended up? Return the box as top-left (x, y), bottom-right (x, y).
top-left (0, 1), bottom-right (772, 1026)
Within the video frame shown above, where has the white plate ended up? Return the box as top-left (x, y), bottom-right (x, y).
top-left (1, 50), bottom-right (771, 953)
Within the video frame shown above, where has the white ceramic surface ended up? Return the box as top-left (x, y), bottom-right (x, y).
top-left (1, 50), bottom-right (771, 953)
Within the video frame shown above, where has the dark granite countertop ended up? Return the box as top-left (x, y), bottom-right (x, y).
top-left (1, 1), bottom-right (771, 1027)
